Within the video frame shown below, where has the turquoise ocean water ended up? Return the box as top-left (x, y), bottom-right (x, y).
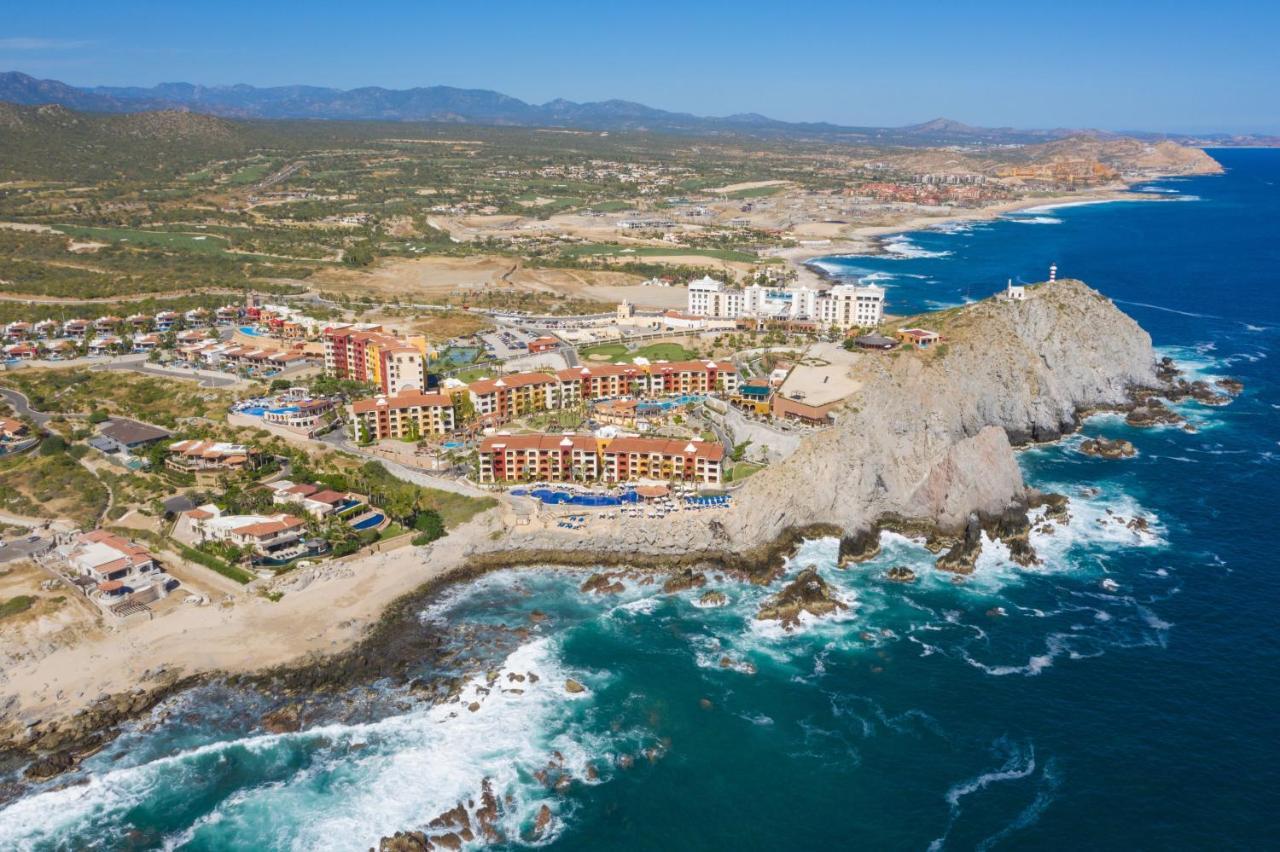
top-left (1, 149), bottom-right (1277, 850)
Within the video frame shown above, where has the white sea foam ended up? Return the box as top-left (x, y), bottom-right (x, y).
top-left (1003, 215), bottom-right (1063, 225)
top-left (881, 234), bottom-right (952, 259)
top-left (1018, 198), bottom-right (1129, 214)
top-left (0, 639), bottom-right (615, 851)
top-left (928, 738), bottom-right (1039, 852)
top-left (974, 758), bottom-right (1062, 852)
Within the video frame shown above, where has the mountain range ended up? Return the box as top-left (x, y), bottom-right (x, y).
top-left (1, 71), bottom-right (1273, 147)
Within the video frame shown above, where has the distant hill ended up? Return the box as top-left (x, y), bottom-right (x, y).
top-left (0, 101), bottom-right (252, 179)
top-left (3, 71), bottom-right (1273, 148)
top-left (0, 70), bottom-right (1125, 146)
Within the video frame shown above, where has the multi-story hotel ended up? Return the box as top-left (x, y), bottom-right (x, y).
top-left (686, 275), bottom-right (884, 330)
top-left (322, 324), bottom-right (430, 395)
top-left (349, 389), bottom-right (457, 440)
top-left (477, 432), bottom-right (724, 486)
top-left (348, 360), bottom-right (742, 440)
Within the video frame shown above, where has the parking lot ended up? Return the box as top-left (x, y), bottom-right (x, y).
top-left (480, 325), bottom-right (541, 360)
top-left (0, 533), bottom-right (54, 564)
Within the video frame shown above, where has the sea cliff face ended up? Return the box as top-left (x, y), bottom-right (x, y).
top-left (473, 280), bottom-right (1157, 569)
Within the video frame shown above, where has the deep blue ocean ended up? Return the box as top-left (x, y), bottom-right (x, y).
top-left (1, 149), bottom-right (1277, 850)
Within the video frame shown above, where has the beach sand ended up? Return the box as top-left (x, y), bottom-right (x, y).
top-left (0, 512), bottom-right (501, 731)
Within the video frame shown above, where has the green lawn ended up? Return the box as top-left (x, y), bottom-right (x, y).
top-left (725, 461), bottom-right (765, 483)
top-left (227, 162), bottom-right (274, 185)
top-left (725, 185), bottom-right (786, 199)
top-left (55, 225), bottom-right (234, 255)
top-left (579, 341), bottom-right (698, 362)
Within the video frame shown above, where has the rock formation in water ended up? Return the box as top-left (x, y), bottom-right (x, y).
top-left (1079, 437), bottom-right (1137, 459)
top-left (756, 567), bottom-right (847, 629)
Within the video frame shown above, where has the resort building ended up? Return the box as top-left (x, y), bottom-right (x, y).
top-left (468, 372), bottom-right (560, 425)
top-left (686, 275), bottom-right (885, 331)
top-left (477, 433), bottom-right (602, 483)
top-left (477, 432), bottom-right (724, 486)
top-left (348, 389), bottom-right (457, 441)
top-left (165, 440), bottom-right (259, 475)
top-left (322, 324), bottom-right (430, 394)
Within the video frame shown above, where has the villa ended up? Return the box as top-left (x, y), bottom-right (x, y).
top-left (895, 328), bottom-right (942, 348)
top-left (267, 480), bottom-right (363, 518)
top-left (179, 505), bottom-right (307, 555)
top-left (59, 530), bottom-right (170, 613)
top-left (165, 439), bottom-right (259, 475)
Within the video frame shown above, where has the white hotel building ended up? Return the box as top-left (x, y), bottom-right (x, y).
top-left (686, 276), bottom-right (885, 331)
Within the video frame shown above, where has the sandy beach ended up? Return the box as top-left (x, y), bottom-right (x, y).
top-left (777, 187), bottom-right (1166, 271)
top-left (0, 511), bottom-right (502, 731)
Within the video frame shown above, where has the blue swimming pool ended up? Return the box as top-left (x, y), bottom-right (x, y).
top-left (511, 488), bottom-right (640, 506)
top-left (239, 325), bottom-right (265, 337)
top-left (636, 394), bottom-right (705, 413)
top-left (442, 441), bottom-right (464, 449)
top-left (350, 512), bottom-right (385, 530)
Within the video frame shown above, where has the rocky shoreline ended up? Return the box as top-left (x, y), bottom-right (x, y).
top-left (0, 281), bottom-right (1245, 829)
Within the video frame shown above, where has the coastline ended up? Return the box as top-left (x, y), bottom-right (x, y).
top-left (775, 185), bottom-right (1179, 272)
top-left (0, 278), bottom-right (1181, 773)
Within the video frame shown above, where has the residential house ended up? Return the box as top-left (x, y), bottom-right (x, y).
top-left (93, 418), bottom-right (171, 456)
top-left (165, 439), bottom-right (258, 475)
top-left (895, 328), bottom-right (941, 348)
top-left (61, 529), bottom-right (159, 599)
top-left (180, 505), bottom-right (306, 555)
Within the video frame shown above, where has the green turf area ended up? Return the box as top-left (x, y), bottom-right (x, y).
top-left (725, 461), bottom-right (766, 483)
top-left (725, 184), bottom-right (787, 199)
top-left (227, 161), bottom-right (274, 185)
top-left (579, 341), bottom-right (697, 362)
top-left (55, 225), bottom-right (234, 255)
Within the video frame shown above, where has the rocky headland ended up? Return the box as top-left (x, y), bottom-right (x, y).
top-left (465, 279), bottom-right (1166, 577)
top-left (2, 278), bottom-right (1243, 801)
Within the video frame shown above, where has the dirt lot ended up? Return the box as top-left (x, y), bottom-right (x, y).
top-left (0, 560), bottom-right (100, 670)
top-left (310, 255), bottom-right (697, 310)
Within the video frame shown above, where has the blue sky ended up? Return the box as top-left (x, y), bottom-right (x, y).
top-left (3, 1), bottom-right (1277, 133)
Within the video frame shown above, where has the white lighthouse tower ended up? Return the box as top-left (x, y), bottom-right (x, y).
top-left (1049, 263), bottom-right (1058, 283)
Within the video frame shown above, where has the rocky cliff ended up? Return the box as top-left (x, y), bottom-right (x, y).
top-left (471, 280), bottom-right (1157, 571)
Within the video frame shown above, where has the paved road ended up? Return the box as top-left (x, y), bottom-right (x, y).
top-left (95, 359), bottom-right (242, 389)
top-left (0, 534), bottom-right (54, 564)
top-left (0, 387), bottom-right (51, 427)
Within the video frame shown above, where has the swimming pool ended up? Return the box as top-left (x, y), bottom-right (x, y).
top-left (511, 488), bottom-right (641, 506)
top-left (635, 394), bottom-right (705, 413)
top-left (237, 404), bottom-right (299, 417)
top-left (350, 512), bottom-right (385, 530)
top-left (239, 325), bottom-right (265, 337)
top-left (442, 441), bottom-right (464, 449)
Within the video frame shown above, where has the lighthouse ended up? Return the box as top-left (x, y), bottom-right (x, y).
top-left (1049, 264), bottom-right (1058, 283)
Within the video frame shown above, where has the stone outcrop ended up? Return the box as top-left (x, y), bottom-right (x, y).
top-left (756, 567), bottom-right (847, 629)
top-left (468, 280), bottom-right (1159, 574)
top-left (1079, 437), bottom-right (1136, 459)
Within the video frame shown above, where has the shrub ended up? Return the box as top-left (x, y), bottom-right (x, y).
top-left (38, 435), bottom-right (66, 456)
top-left (0, 595), bottom-right (36, 620)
